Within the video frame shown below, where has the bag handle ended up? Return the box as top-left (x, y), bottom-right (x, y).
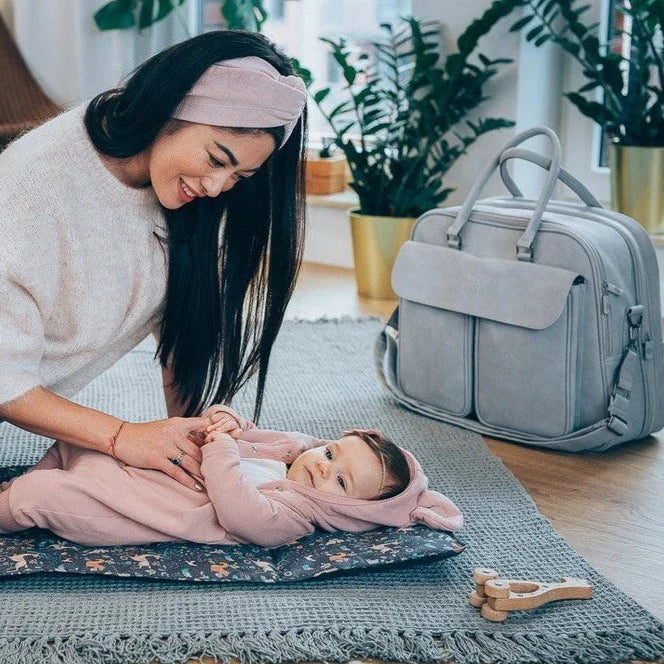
top-left (499, 148), bottom-right (602, 208)
top-left (446, 126), bottom-right (561, 261)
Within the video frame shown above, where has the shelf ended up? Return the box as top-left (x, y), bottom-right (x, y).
top-left (306, 189), bottom-right (358, 210)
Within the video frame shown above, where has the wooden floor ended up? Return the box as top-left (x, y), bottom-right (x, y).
top-left (286, 262), bottom-right (664, 623)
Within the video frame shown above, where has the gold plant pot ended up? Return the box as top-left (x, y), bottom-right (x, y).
top-left (609, 143), bottom-right (664, 235)
top-left (349, 209), bottom-right (416, 299)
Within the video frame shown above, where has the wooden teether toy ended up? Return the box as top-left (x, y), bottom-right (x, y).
top-left (469, 567), bottom-right (592, 622)
top-left (469, 567), bottom-right (499, 607)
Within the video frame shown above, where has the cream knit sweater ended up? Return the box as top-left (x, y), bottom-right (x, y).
top-left (0, 104), bottom-right (168, 406)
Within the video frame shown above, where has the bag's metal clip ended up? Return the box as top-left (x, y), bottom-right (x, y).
top-left (626, 305), bottom-right (645, 350)
top-left (627, 304), bottom-right (644, 328)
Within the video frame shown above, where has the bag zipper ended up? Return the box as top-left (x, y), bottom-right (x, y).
top-left (601, 279), bottom-right (623, 357)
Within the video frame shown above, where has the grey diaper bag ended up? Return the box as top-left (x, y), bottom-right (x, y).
top-left (376, 127), bottom-right (664, 452)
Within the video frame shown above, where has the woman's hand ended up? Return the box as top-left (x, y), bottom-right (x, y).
top-left (202, 405), bottom-right (245, 439)
top-left (114, 417), bottom-right (210, 491)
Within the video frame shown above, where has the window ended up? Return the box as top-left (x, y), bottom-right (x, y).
top-left (196, 0), bottom-right (412, 145)
top-left (597, 0), bottom-right (627, 168)
top-left (597, 0), bottom-right (661, 168)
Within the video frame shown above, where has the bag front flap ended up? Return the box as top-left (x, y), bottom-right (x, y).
top-left (392, 241), bottom-right (582, 330)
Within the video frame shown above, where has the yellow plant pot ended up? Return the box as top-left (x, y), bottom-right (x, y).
top-left (349, 210), bottom-right (416, 299)
top-left (305, 153), bottom-right (347, 195)
top-left (610, 143), bottom-right (664, 235)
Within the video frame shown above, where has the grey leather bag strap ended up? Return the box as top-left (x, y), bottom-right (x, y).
top-left (499, 147), bottom-right (603, 208)
top-left (446, 126), bottom-right (562, 261)
top-left (606, 305), bottom-right (646, 435)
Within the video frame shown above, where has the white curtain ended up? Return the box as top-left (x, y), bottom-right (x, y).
top-left (12, 0), bottom-right (195, 110)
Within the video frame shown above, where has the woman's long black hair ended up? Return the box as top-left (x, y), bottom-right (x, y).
top-left (84, 30), bottom-right (307, 421)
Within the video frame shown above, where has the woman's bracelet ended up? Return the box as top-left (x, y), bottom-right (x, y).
top-left (106, 420), bottom-right (127, 459)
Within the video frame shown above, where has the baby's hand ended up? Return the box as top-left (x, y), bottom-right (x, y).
top-left (203, 405), bottom-right (244, 439)
top-left (204, 430), bottom-right (236, 446)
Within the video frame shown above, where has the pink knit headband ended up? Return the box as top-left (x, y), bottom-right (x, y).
top-left (172, 56), bottom-right (307, 148)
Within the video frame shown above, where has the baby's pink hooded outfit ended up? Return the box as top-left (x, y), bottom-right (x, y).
top-left (0, 422), bottom-right (463, 548)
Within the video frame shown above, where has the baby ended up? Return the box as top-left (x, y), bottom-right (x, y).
top-left (204, 406), bottom-right (411, 500)
top-left (0, 406), bottom-right (463, 548)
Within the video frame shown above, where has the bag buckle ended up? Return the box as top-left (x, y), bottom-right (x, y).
top-left (607, 414), bottom-right (628, 436)
top-left (607, 383), bottom-right (630, 436)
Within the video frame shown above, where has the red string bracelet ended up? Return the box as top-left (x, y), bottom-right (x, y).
top-left (106, 420), bottom-right (127, 459)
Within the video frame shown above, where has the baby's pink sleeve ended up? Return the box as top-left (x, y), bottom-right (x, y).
top-left (234, 428), bottom-right (329, 464)
top-left (200, 438), bottom-right (315, 548)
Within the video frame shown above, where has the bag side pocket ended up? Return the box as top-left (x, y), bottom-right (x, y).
top-left (475, 278), bottom-right (585, 438)
top-left (398, 299), bottom-right (474, 416)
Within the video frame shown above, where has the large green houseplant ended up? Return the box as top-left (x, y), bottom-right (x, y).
top-left (297, 4), bottom-right (520, 297)
top-left (512, 0), bottom-right (664, 232)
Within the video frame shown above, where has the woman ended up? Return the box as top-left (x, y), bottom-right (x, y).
top-left (0, 30), bottom-right (308, 493)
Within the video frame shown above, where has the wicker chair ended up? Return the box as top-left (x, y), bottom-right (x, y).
top-left (0, 12), bottom-right (61, 151)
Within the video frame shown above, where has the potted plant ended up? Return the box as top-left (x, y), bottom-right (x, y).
top-left (297, 6), bottom-right (519, 298)
top-left (511, 0), bottom-right (664, 234)
top-left (305, 137), bottom-right (348, 195)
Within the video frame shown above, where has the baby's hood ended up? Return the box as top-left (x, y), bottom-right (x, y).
top-left (261, 448), bottom-right (463, 533)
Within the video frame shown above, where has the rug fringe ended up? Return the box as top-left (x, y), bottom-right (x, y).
top-left (1, 626), bottom-right (663, 664)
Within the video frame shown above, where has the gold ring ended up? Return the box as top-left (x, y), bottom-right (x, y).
top-left (170, 451), bottom-right (186, 466)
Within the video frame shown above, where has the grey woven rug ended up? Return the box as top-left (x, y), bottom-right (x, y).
top-left (1, 318), bottom-right (663, 664)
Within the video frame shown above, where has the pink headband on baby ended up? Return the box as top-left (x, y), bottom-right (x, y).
top-left (172, 56), bottom-right (307, 148)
